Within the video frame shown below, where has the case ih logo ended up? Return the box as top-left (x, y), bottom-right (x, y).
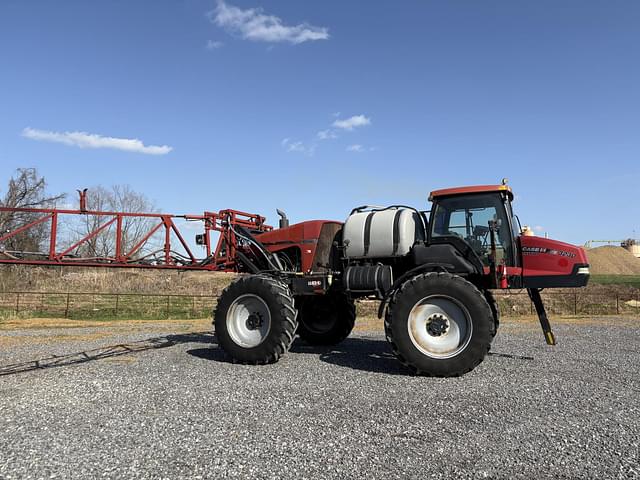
top-left (307, 280), bottom-right (322, 287)
top-left (523, 246), bottom-right (576, 258)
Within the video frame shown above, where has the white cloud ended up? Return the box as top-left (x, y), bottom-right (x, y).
top-left (281, 138), bottom-right (315, 156)
top-left (206, 40), bottom-right (224, 49)
top-left (286, 141), bottom-right (305, 152)
top-left (317, 129), bottom-right (338, 140)
top-left (212, 1), bottom-right (329, 44)
top-left (283, 112), bottom-right (374, 156)
top-left (534, 225), bottom-right (545, 232)
top-left (332, 114), bottom-right (371, 131)
top-left (22, 127), bottom-right (172, 155)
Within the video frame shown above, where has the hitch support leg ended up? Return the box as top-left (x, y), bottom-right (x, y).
top-left (527, 288), bottom-right (556, 346)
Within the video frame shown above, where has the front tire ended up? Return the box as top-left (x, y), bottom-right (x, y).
top-left (296, 294), bottom-right (356, 345)
top-left (214, 275), bottom-right (297, 364)
top-left (384, 272), bottom-right (493, 377)
top-left (484, 290), bottom-right (500, 338)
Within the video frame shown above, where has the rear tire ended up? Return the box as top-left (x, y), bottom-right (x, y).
top-left (296, 294), bottom-right (356, 345)
top-left (214, 275), bottom-right (297, 364)
top-left (384, 272), bottom-right (493, 377)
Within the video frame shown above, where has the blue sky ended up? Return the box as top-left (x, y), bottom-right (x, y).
top-left (1, 0), bottom-right (639, 245)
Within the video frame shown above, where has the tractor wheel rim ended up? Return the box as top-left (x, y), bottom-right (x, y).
top-left (407, 295), bottom-right (473, 359)
top-left (226, 294), bottom-right (271, 348)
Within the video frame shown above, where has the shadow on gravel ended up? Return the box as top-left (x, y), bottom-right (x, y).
top-left (186, 344), bottom-right (227, 362)
top-left (294, 337), bottom-right (410, 376)
top-left (294, 339), bottom-right (535, 374)
top-left (187, 337), bottom-right (410, 374)
top-left (185, 337), bottom-right (535, 374)
top-left (0, 332), bottom-right (214, 376)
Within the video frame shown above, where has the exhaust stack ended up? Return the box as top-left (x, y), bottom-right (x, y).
top-left (276, 209), bottom-right (289, 229)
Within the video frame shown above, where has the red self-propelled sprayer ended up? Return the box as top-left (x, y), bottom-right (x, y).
top-left (0, 182), bottom-right (589, 376)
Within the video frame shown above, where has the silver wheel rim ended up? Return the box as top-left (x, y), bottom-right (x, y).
top-left (407, 295), bottom-right (473, 359)
top-left (226, 294), bottom-right (271, 348)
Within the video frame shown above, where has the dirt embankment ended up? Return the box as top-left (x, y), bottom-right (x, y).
top-left (585, 246), bottom-right (640, 275)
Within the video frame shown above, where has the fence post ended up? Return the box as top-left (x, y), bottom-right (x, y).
top-left (15, 293), bottom-right (20, 314)
top-left (115, 294), bottom-right (119, 317)
top-left (166, 295), bottom-right (170, 319)
top-left (530, 297), bottom-right (533, 315)
top-left (574, 291), bottom-right (577, 316)
top-left (64, 292), bottom-right (70, 318)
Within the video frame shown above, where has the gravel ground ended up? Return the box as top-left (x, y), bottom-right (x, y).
top-left (0, 318), bottom-right (639, 479)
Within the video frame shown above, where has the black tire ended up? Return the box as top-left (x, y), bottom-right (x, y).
top-left (484, 290), bottom-right (500, 338)
top-left (214, 275), bottom-right (297, 364)
top-left (296, 294), bottom-right (356, 345)
top-left (384, 272), bottom-right (493, 377)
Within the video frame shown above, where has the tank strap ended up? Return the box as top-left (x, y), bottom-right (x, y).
top-left (363, 212), bottom-right (376, 256)
top-left (392, 209), bottom-right (403, 255)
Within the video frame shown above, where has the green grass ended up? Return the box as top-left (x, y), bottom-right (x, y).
top-left (0, 307), bottom-right (213, 321)
top-left (590, 275), bottom-right (640, 289)
top-left (0, 292), bottom-right (217, 321)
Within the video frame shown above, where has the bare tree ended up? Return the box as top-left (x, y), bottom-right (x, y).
top-left (72, 185), bottom-right (159, 259)
top-left (0, 168), bottom-right (65, 253)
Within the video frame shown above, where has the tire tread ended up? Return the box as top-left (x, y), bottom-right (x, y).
top-left (214, 274), bottom-right (297, 365)
top-left (384, 272), bottom-right (493, 377)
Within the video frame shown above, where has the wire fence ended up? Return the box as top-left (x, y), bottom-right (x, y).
top-left (0, 290), bottom-right (638, 320)
top-left (492, 290), bottom-right (640, 317)
top-left (0, 291), bottom-right (218, 320)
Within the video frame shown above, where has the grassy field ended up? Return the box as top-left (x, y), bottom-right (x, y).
top-left (1, 266), bottom-right (639, 322)
top-left (590, 274), bottom-right (640, 289)
top-left (0, 292), bottom-right (217, 322)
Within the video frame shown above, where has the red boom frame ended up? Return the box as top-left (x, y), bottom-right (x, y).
top-left (0, 200), bottom-right (271, 272)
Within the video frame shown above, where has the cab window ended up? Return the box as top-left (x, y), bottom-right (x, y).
top-left (431, 193), bottom-right (514, 266)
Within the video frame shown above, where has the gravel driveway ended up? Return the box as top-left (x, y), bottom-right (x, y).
top-left (0, 318), bottom-right (638, 479)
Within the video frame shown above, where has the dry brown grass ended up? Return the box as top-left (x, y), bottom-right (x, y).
top-left (354, 316), bottom-right (383, 332)
top-left (0, 265), bottom-right (235, 295)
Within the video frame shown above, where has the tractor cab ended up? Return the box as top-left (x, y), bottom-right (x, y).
top-left (428, 184), bottom-right (517, 270)
top-left (427, 184), bottom-right (589, 291)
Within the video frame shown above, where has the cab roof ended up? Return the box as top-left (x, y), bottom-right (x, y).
top-left (428, 184), bottom-right (513, 202)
